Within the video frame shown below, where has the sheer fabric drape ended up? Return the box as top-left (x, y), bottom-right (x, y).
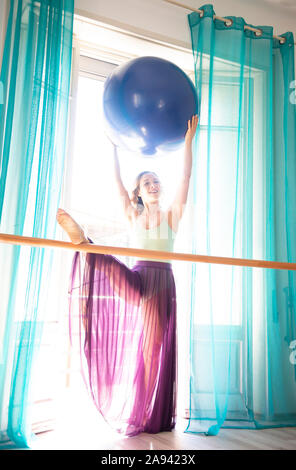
top-left (0, 0), bottom-right (73, 448)
top-left (187, 4), bottom-right (296, 436)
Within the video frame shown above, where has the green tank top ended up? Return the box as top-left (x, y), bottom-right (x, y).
top-left (130, 216), bottom-right (176, 263)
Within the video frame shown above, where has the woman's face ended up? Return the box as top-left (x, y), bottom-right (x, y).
top-left (138, 173), bottom-right (162, 205)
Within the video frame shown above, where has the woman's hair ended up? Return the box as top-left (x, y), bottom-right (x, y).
top-left (131, 171), bottom-right (159, 213)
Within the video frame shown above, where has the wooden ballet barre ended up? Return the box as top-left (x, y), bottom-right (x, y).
top-left (0, 232), bottom-right (296, 271)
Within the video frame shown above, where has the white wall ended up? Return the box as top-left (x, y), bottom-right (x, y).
top-left (0, 0), bottom-right (9, 69)
top-left (0, 1), bottom-right (295, 62)
top-left (75, 0), bottom-right (296, 50)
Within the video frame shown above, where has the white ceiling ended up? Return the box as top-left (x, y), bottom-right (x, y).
top-left (256, 0), bottom-right (296, 11)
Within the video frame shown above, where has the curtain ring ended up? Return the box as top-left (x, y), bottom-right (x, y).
top-left (254, 28), bottom-right (263, 37)
top-left (224, 18), bottom-right (233, 27)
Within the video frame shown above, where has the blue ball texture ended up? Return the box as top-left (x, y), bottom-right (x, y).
top-left (103, 56), bottom-right (198, 156)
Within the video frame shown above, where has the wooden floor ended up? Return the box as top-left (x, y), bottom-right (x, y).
top-left (34, 419), bottom-right (296, 450)
top-left (28, 384), bottom-right (296, 451)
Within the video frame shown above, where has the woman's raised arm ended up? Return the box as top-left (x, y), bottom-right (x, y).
top-left (112, 142), bottom-right (137, 222)
top-left (168, 115), bottom-right (198, 228)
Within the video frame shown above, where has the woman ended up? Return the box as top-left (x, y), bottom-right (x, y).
top-left (57, 115), bottom-right (198, 436)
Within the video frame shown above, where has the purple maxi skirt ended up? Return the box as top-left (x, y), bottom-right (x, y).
top-left (69, 251), bottom-right (177, 437)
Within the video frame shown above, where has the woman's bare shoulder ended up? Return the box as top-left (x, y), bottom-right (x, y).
top-left (165, 208), bottom-right (179, 234)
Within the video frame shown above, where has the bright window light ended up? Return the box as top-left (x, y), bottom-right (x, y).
top-left (31, 16), bottom-right (247, 441)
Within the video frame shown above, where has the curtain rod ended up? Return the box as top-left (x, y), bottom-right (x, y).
top-left (164, 0), bottom-right (293, 44)
top-left (0, 233), bottom-right (296, 271)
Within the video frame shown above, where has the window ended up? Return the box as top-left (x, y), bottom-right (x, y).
top-left (31, 16), bottom-right (196, 437)
top-left (189, 56), bottom-right (265, 416)
top-left (32, 16), bottom-right (266, 438)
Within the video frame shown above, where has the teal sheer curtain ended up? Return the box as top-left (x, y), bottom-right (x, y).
top-left (0, 0), bottom-right (73, 448)
top-left (187, 4), bottom-right (296, 436)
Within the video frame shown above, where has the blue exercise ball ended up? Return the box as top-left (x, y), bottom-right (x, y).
top-left (103, 56), bottom-right (198, 156)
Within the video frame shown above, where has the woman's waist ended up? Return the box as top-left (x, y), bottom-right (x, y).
top-left (130, 235), bottom-right (174, 251)
top-left (133, 259), bottom-right (173, 270)
top-left (130, 241), bottom-right (174, 265)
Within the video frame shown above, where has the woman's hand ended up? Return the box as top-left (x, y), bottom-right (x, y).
top-left (185, 114), bottom-right (198, 144)
top-left (105, 132), bottom-right (118, 150)
top-left (106, 134), bottom-right (119, 162)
